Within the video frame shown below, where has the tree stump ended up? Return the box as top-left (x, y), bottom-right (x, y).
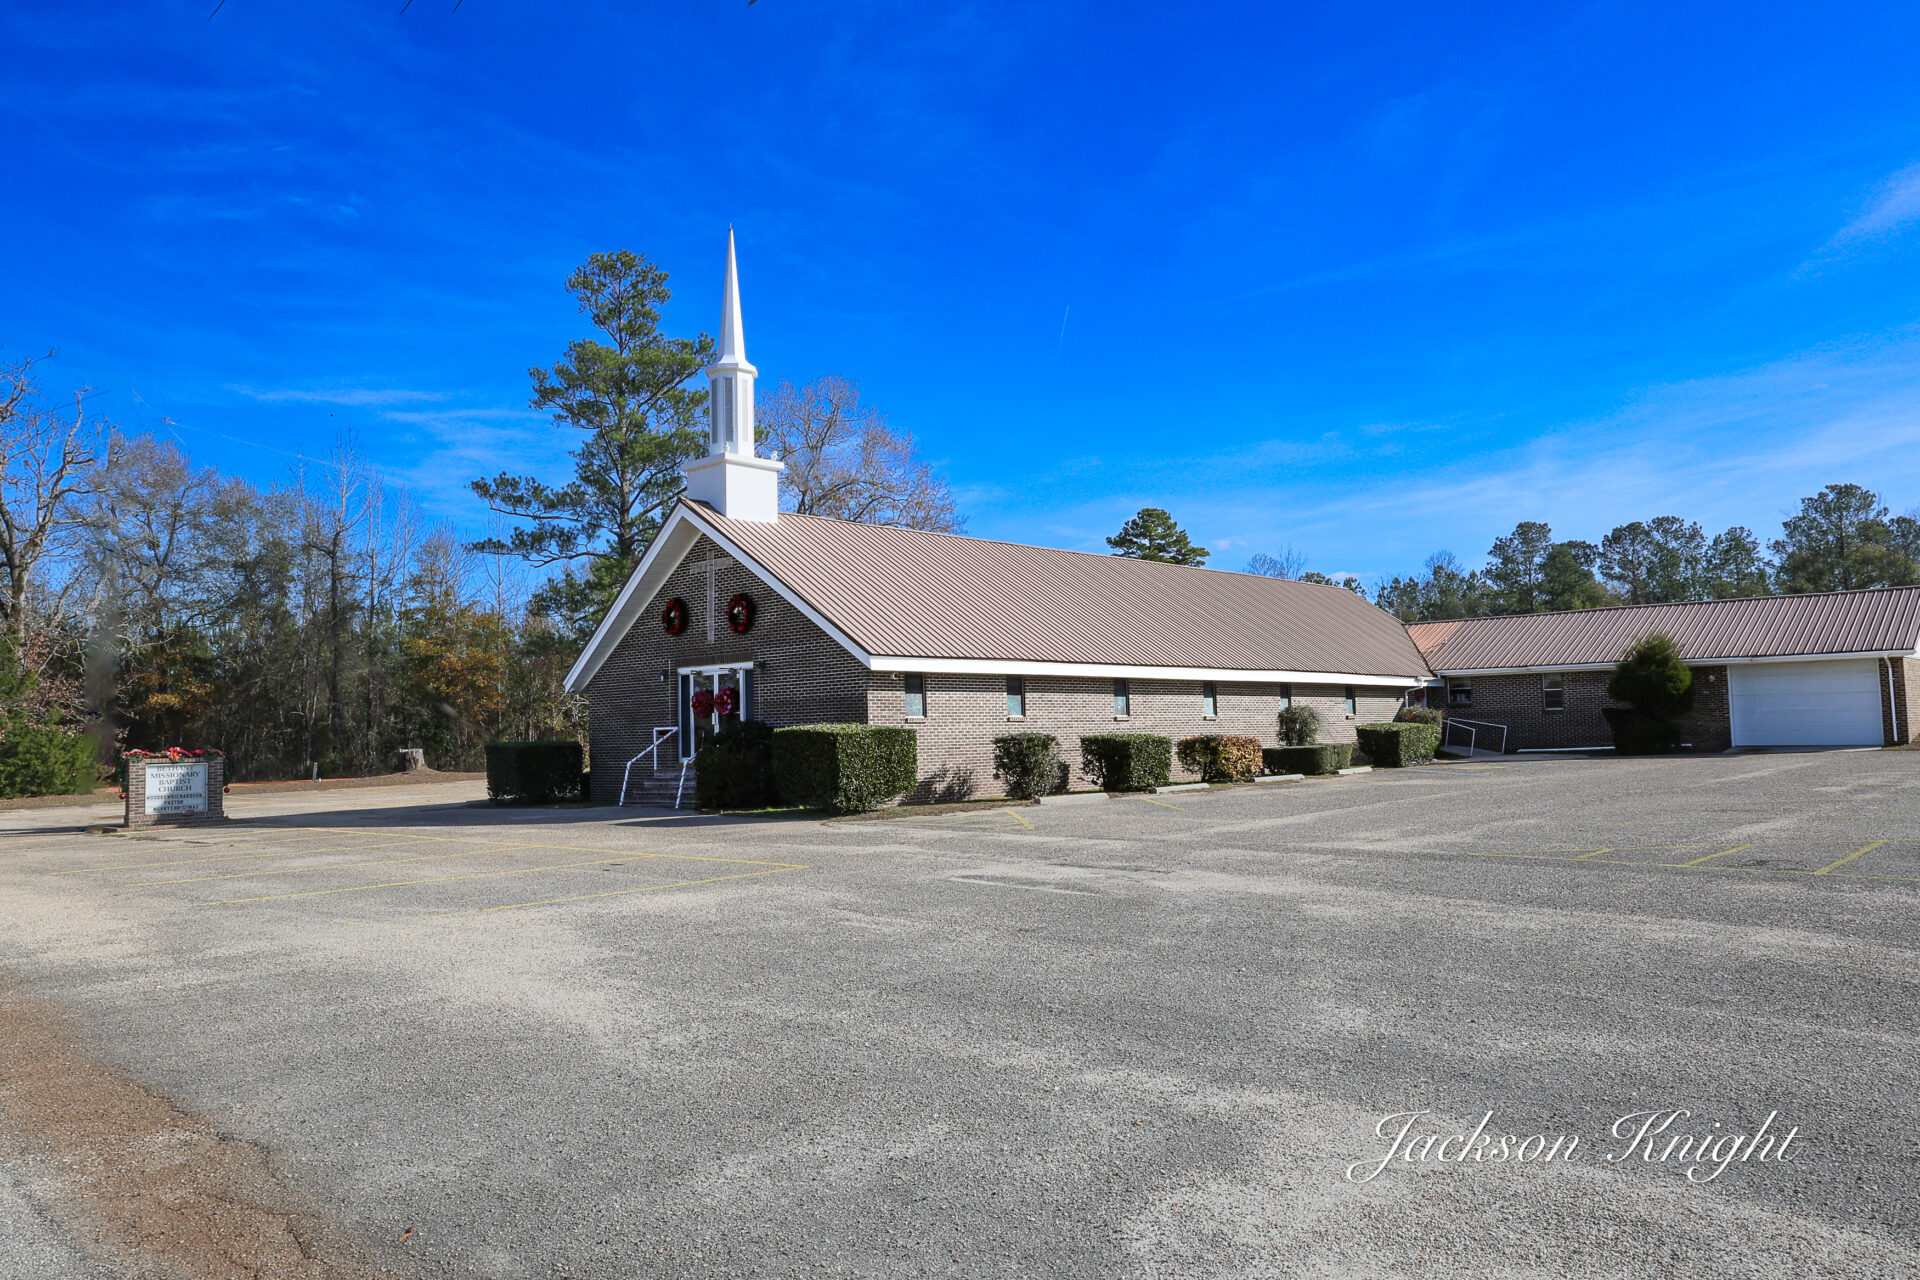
top-left (392, 748), bottom-right (427, 773)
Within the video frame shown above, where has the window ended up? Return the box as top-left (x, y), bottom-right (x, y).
top-left (1449, 679), bottom-right (1472, 706)
top-left (904, 673), bottom-right (926, 718)
top-left (1006, 675), bottom-right (1025, 717)
top-left (1279, 683), bottom-right (1292, 710)
top-left (1201, 682), bottom-right (1218, 717)
top-left (1344, 686), bottom-right (1357, 716)
top-left (1113, 678), bottom-right (1130, 716)
top-left (1543, 674), bottom-right (1565, 712)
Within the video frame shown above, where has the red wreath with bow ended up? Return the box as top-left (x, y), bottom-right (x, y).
top-left (661, 597), bottom-right (688, 635)
top-left (691, 687), bottom-right (714, 716)
top-left (714, 686), bottom-right (738, 717)
top-left (726, 592), bottom-right (755, 634)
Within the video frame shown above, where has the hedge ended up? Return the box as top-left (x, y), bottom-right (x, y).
top-left (1603, 707), bottom-right (1683, 755)
top-left (993, 732), bottom-right (1063, 799)
top-left (772, 724), bottom-right (918, 813)
top-left (485, 739), bottom-right (584, 804)
top-left (1263, 743), bottom-right (1353, 776)
top-left (1393, 705), bottom-right (1443, 727)
top-left (695, 720), bottom-right (778, 810)
top-left (1177, 734), bottom-right (1262, 782)
top-left (1355, 722), bottom-right (1439, 767)
top-left (1078, 733), bottom-right (1172, 791)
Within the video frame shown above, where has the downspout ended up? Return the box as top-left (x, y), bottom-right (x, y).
top-left (1887, 658), bottom-right (1902, 745)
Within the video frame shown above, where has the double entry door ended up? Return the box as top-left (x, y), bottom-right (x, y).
top-left (677, 665), bottom-right (755, 762)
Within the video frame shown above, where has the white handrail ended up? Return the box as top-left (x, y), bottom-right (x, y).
top-left (1444, 717), bottom-right (1509, 757)
top-left (619, 727), bottom-right (680, 805)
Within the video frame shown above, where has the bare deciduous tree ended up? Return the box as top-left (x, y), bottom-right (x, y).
top-left (757, 377), bottom-right (964, 532)
top-left (0, 355), bottom-right (116, 638)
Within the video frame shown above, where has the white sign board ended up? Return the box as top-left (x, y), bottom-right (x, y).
top-left (144, 761), bottom-right (209, 815)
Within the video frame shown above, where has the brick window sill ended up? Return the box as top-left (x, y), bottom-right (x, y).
top-left (1113, 715), bottom-right (1131, 722)
top-left (905, 716), bottom-right (926, 724)
top-left (1006, 715), bottom-right (1026, 722)
top-left (1202, 715), bottom-right (1218, 722)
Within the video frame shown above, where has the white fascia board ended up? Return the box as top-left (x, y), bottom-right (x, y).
top-left (1432, 649), bottom-right (1915, 678)
top-left (564, 504), bottom-right (878, 693)
top-left (866, 655), bottom-right (1425, 687)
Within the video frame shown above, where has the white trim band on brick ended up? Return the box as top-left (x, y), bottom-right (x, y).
top-left (865, 654), bottom-right (1424, 686)
top-left (1429, 649), bottom-right (1920, 678)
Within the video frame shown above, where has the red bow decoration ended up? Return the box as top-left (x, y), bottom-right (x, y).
top-left (691, 688), bottom-right (715, 716)
top-left (714, 687), bottom-right (738, 717)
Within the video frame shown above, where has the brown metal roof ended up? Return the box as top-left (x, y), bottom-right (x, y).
top-left (1413, 589), bottom-right (1920, 672)
top-left (695, 504), bottom-right (1431, 678)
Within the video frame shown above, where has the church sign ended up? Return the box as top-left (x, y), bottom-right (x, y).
top-left (124, 750), bottom-right (227, 829)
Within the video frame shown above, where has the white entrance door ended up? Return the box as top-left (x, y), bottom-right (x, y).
top-left (1728, 660), bottom-right (1883, 746)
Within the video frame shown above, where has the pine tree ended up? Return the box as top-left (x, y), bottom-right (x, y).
top-left (1107, 508), bottom-right (1208, 565)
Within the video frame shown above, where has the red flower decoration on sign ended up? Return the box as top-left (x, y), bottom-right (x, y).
top-left (726, 593), bottom-right (755, 634)
top-left (691, 688), bottom-right (714, 716)
top-left (714, 687), bottom-right (738, 717)
top-left (662, 597), bottom-right (688, 635)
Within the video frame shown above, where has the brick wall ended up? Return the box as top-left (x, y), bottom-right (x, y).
top-left (586, 532), bottom-right (871, 799)
top-left (124, 756), bottom-right (226, 828)
top-left (866, 674), bottom-right (1407, 799)
top-left (1441, 666), bottom-right (1732, 752)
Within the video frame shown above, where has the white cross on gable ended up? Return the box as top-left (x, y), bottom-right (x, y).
top-left (693, 550), bottom-right (736, 642)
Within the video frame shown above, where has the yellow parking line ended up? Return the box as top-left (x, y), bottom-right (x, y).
top-left (208, 854), bottom-right (807, 905)
top-left (1814, 841), bottom-right (1887, 876)
top-left (349, 865), bottom-right (811, 927)
top-left (274, 826), bottom-right (806, 866)
top-left (1136, 798), bottom-right (1184, 811)
top-left (124, 841), bottom-right (619, 887)
top-left (60, 837), bottom-right (407, 876)
top-left (1003, 808), bottom-right (1034, 829)
top-left (1678, 844), bottom-right (1755, 867)
top-left (1568, 848), bottom-right (1616, 861)
top-left (206, 856), bottom-right (633, 904)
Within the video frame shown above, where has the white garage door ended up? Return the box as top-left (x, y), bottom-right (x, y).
top-left (1729, 660), bottom-right (1884, 746)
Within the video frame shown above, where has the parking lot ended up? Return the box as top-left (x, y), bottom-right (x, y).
top-left (3, 751), bottom-right (1919, 1278)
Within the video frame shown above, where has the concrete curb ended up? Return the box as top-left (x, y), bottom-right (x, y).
top-left (1254, 773), bottom-right (1306, 784)
top-left (1037, 792), bottom-right (1110, 806)
top-left (1335, 766), bottom-right (1373, 776)
top-left (1150, 782), bottom-right (1210, 794)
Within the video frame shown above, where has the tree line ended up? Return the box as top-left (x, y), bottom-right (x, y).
top-left (1108, 486), bottom-right (1920, 622)
top-left (0, 249), bottom-right (961, 792)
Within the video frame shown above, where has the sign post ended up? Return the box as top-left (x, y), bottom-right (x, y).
top-left (124, 752), bottom-right (226, 829)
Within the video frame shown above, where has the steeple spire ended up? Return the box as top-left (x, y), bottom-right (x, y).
top-left (682, 228), bottom-right (783, 522)
top-left (718, 226), bottom-right (746, 365)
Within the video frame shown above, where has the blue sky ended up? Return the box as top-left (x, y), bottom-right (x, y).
top-left (7, 2), bottom-right (1920, 585)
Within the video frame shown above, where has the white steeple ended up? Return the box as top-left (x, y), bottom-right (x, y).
top-left (683, 228), bottom-right (783, 522)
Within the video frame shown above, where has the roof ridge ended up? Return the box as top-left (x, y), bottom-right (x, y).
top-left (701, 502), bottom-right (1370, 593)
top-left (1446, 583), bottom-right (1920, 625)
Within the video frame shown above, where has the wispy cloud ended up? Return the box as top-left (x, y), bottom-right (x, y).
top-left (1828, 162), bottom-right (1920, 245)
top-left (230, 384), bottom-right (449, 407)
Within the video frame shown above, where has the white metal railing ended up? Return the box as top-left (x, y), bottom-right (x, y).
top-left (1442, 717), bottom-right (1509, 757)
top-left (619, 727), bottom-right (681, 805)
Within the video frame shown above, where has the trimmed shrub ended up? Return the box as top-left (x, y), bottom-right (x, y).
top-left (1276, 705), bottom-right (1320, 746)
top-left (1177, 734), bottom-right (1263, 782)
top-left (772, 724), bottom-right (917, 813)
top-left (1606, 633), bottom-right (1694, 753)
top-left (1263, 743), bottom-right (1354, 776)
top-left (1079, 733), bottom-right (1173, 791)
top-left (0, 726), bottom-right (96, 799)
top-left (1602, 707), bottom-right (1683, 755)
top-left (992, 732), bottom-right (1063, 799)
top-left (1356, 722), bottom-right (1440, 767)
top-left (485, 739), bottom-right (584, 804)
top-left (1393, 705), bottom-right (1444, 727)
top-left (695, 719), bottom-right (778, 810)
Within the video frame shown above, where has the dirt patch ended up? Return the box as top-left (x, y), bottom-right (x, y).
top-left (0, 980), bottom-right (407, 1279)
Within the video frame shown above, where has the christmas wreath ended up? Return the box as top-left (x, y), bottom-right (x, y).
top-left (690, 687), bottom-right (715, 716)
top-left (713, 686), bottom-right (738, 717)
top-left (726, 592), bottom-right (755, 634)
top-left (662, 597), bottom-right (688, 635)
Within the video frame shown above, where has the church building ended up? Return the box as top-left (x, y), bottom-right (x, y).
top-left (565, 233), bottom-right (1433, 804)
